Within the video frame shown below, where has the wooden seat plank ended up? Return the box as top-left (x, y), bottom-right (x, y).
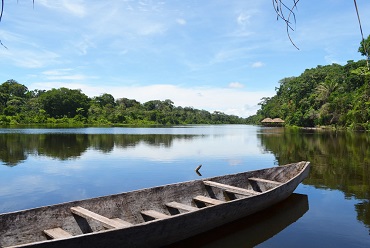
top-left (193, 195), bottom-right (224, 205)
top-left (141, 210), bottom-right (170, 220)
top-left (165, 201), bottom-right (199, 212)
top-left (44, 227), bottom-right (73, 239)
top-left (110, 218), bottom-right (133, 227)
top-left (248, 177), bottom-right (282, 185)
top-left (71, 206), bottom-right (131, 229)
top-left (203, 180), bottom-right (260, 196)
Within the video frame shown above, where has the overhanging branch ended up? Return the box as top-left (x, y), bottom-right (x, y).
top-left (272, 0), bottom-right (300, 50)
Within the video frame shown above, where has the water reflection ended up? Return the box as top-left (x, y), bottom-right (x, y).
top-left (0, 126), bottom-right (264, 167)
top-left (0, 133), bottom-right (197, 166)
top-left (1, 126), bottom-right (370, 245)
top-left (167, 193), bottom-right (309, 248)
top-left (258, 128), bottom-right (370, 232)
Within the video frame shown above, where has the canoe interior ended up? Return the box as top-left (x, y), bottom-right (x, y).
top-left (0, 161), bottom-right (310, 248)
top-left (166, 193), bottom-right (309, 248)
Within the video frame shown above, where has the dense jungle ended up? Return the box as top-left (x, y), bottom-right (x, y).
top-left (0, 80), bottom-right (245, 126)
top-left (246, 60), bottom-right (370, 130)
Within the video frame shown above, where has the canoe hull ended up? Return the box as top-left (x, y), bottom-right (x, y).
top-left (0, 161), bottom-right (310, 248)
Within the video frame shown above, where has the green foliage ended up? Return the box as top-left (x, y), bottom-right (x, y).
top-left (359, 35), bottom-right (370, 58)
top-left (38, 88), bottom-right (90, 118)
top-left (0, 81), bottom-right (247, 126)
top-left (250, 59), bottom-right (370, 130)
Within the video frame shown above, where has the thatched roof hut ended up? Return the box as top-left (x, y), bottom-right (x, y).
top-left (261, 118), bottom-right (273, 123)
top-left (261, 117), bottom-right (285, 126)
top-left (272, 118), bottom-right (285, 123)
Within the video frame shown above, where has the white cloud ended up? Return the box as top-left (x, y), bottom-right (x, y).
top-left (62, 0), bottom-right (86, 18)
top-left (251, 61), bottom-right (265, 68)
top-left (3, 49), bottom-right (60, 68)
top-left (40, 69), bottom-right (97, 81)
top-left (42, 69), bottom-right (72, 76)
top-left (74, 36), bottom-right (96, 55)
top-left (0, 30), bottom-right (61, 69)
top-left (36, 0), bottom-right (57, 9)
top-left (45, 75), bottom-right (93, 81)
top-left (37, 0), bottom-right (86, 17)
top-left (81, 2), bottom-right (169, 38)
top-left (229, 82), bottom-right (244, 88)
top-left (211, 47), bottom-right (253, 64)
top-left (229, 8), bottom-right (260, 38)
top-left (137, 22), bottom-right (167, 36)
top-left (176, 18), bottom-right (187, 25)
top-left (237, 12), bottom-right (251, 26)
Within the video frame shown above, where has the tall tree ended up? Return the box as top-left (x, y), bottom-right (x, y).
top-left (0, 79), bottom-right (28, 114)
top-left (0, 79), bottom-right (28, 98)
top-left (38, 88), bottom-right (90, 118)
top-left (92, 93), bottom-right (115, 108)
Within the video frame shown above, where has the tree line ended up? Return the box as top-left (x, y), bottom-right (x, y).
top-left (0, 80), bottom-right (246, 126)
top-left (247, 59), bottom-right (370, 130)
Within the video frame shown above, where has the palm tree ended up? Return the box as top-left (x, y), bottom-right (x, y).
top-left (315, 80), bottom-right (338, 102)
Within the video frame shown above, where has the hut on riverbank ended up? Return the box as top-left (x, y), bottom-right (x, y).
top-left (261, 118), bottom-right (285, 126)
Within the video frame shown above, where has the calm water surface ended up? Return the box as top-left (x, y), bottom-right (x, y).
top-left (0, 125), bottom-right (369, 247)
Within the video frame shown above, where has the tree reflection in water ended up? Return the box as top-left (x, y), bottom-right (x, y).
top-left (0, 127), bottom-right (369, 236)
top-left (258, 127), bottom-right (370, 232)
top-left (0, 133), bottom-right (197, 166)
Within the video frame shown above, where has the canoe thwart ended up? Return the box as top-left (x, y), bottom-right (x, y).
top-left (165, 201), bottom-right (199, 212)
top-left (44, 228), bottom-right (73, 239)
top-left (248, 177), bottom-right (282, 185)
top-left (71, 206), bottom-right (132, 229)
top-left (193, 195), bottom-right (224, 205)
top-left (203, 180), bottom-right (260, 196)
top-left (141, 210), bottom-right (171, 220)
top-left (110, 218), bottom-right (134, 227)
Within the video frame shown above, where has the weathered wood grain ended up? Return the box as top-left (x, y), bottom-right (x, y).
top-left (44, 228), bottom-right (73, 239)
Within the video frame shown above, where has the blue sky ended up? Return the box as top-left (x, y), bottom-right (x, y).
top-left (0, 0), bottom-right (369, 117)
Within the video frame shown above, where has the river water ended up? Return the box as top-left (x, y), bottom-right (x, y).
top-left (0, 125), bottom-right (369, 247)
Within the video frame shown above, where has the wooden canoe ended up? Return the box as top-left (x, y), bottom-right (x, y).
top-left (0, 161), bottom-right (310, 248)
top-left (167, 193), bottom-right (309, 247)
